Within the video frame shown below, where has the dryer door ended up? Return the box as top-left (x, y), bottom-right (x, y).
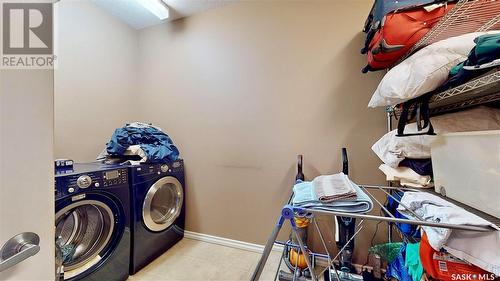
top-left (142, 176), bottom-right (183, 232)
top-left (55, 194), bottom-right (124, 280)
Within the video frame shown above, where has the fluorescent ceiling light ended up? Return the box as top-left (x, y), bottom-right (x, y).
top-left (138, 0), bottom-right (170, 20)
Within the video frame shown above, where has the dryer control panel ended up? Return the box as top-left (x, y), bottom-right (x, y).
top-left (55, 167), bottom-right (128, 198)
top-left (132, 160), bottom-right (184, 176)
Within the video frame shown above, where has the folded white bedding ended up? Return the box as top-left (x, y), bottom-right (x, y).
top-left (372, 106), bottom-right (500, 167)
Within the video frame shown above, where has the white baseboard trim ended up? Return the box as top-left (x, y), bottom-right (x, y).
top-left (184, 231), bottom-right (283, 253)
top-left (183, 231), bottom-right (376, 275)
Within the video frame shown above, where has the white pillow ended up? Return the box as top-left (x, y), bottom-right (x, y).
top-left (368, 31), bottom-right (500, 108)
top-left (372, 106), bottom-right (500, 167)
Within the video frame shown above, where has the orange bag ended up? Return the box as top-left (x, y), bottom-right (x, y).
top-left (363, 3), bottom-right (454, 72)
top-left (419, 232), bottom-right (491, 280)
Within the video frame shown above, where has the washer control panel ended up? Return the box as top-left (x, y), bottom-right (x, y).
top-left (103, 169), bottom-right (128, 187)
top-left (55, 167), bottom-right (128, 198)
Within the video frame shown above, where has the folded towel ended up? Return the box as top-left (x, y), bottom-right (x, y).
top-left (313, 173), bottom-right (357, 202)
top-left (291, 181), bottom-right (316, 203)
top-left (292, 177), bottom-right (373, 214)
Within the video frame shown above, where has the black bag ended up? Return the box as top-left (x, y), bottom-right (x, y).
top-left (396, 93), bottom-right (436, 137)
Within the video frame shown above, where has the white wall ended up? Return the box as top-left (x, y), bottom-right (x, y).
top-left (54, 1), bottom-right (139, 162)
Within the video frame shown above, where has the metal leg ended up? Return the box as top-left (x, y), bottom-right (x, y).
top-left (318, 219), bottom-right (365, 277)
top-left (252, 205), bottom-right (298, 281)
top-left (313, 218), bottom-right (341, 281)
top-left (387, 111), bottom-right (394, 244)
top-left (273, 247), bottom-right (286, 281)
top-left (293, 230), bottom-right (317, 281)
top-left (251, 216), bottom-right (286, 281)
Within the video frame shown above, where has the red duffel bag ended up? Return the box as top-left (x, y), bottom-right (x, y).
top-left (362, 2), bottom-right (455, 73)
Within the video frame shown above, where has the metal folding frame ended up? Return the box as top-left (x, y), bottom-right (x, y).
top-left (251, 185), bottom-right (497, 281)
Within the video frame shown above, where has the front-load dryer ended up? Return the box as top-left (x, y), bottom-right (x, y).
top-left (55, 163), bottom-right (130, 281)
top-left (129, 159), bottom-right (185, 274)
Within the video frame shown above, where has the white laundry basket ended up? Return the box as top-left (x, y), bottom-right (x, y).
top-left (431, 130), bottom-right (500, 218)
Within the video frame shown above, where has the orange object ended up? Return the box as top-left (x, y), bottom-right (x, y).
top-left (294, 217), bottom-right (310, 228)
top-left (366, 3), bottom-right (455, 71)
top-left (289, 248), bottom-right (308, 269)
top-left (420, 232), bottom-right (491, 281)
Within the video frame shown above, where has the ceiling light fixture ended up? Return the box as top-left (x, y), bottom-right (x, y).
top-left (138, 0), bottom-right (169, 20)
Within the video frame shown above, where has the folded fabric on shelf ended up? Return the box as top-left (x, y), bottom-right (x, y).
top-left (372, 106), bottom-right (500, 167)
top-left (399, 158), bottom-right (433, 176)
top-left (368, 31), bottom-right (500, 108)
top-left (292, 175), bottom-right (373, 214)
top-left (441, 34), bottom-right (500, 90)
top-left (379, 164), bottom-right (432, 188)
top-left (313, 173), bottom-right (357, 203)
top-left (398, 192), bottom-right (500, 275)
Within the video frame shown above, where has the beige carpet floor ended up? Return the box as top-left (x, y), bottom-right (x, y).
top-left (128, 238), bottom-right (287, 281)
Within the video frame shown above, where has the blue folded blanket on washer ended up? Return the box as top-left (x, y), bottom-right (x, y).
top-left (292, 180), bottom-right (373, 214)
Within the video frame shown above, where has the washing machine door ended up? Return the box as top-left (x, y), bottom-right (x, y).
top-left (55, 194), bottom-right (124, 280)
top-left (142, 176), bottom-right (183, 232)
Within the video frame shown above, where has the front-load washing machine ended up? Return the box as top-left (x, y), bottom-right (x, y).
top-left (55, 163), bottom-right (130, 281)
top-left (129, 159), bottom-right (185, 274)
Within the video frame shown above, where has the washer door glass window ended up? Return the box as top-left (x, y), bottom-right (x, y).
top-left (55, 199), bottom-right (116, 279)
top-left (143, 177), bottom-right (183, 232)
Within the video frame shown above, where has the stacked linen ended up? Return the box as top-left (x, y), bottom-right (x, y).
top-left (373, 106), bottom-right (500, 188)
top-left (292, 173), bottom-right (373, 214)
top-left (440, 34), bottom-right (500, 91)
top-left (379, 164), bottom-right (433, 188)
top-left (372, 106), bottom-right (500, 168)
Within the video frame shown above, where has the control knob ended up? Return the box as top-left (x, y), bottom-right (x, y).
top-left (77, 175), bottom-right (92, 189)
top-left (160, 164), bottom-right (169, 173)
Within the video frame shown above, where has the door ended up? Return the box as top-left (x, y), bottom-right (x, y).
top-left (0, 0), bottom-right (55, 277)
top-left (0, 72), bottom-right (54, 279)
top-left (142, 177), bottom-right (183, 232)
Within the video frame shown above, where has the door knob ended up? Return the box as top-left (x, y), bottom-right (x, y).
top-left (0, 232), bottom-right (40, 272)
